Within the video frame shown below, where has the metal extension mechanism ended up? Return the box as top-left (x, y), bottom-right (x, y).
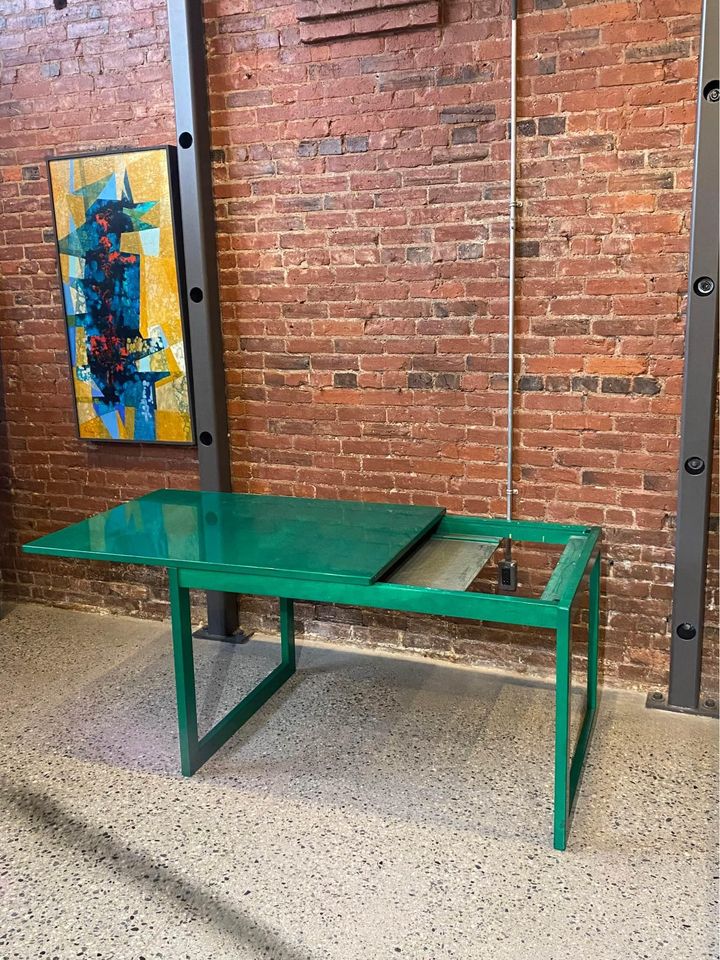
top-left (167, 0), bottom-right (248, 643)
top-left (647, 0), bottom-right (719, 718)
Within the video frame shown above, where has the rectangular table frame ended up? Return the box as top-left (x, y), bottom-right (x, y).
top-left (168, 515), bottom-right (601, 851)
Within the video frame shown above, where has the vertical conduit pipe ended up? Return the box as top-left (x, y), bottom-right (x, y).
top-left (506, 0), bottom-right (518, 524)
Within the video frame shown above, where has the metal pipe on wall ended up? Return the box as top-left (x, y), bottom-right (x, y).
top-left (496, 0), bottom-right (520, 592)
top-left (506, 0), bottom-right (518, 524)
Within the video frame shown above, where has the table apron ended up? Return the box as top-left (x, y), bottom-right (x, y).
top-left (175, 566), bottom-right (561, 630)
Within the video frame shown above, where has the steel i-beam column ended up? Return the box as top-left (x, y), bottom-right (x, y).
top-left (653, 0), bottom-right (719, 714)
top-left (167, 0), bottom-right (242, 641)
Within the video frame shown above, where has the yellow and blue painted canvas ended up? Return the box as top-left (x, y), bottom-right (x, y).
top-left (48, 147), bottom-right (193, 444)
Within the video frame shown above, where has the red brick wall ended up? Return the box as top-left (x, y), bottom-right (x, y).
top-left (0, 0), bottom-right (716, 691)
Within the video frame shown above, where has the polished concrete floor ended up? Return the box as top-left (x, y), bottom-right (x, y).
top-left (0, 602), bottom-right (716, 960)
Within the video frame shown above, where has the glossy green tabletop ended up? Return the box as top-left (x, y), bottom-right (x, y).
top-left (23, 489), bottom-right (445, 586)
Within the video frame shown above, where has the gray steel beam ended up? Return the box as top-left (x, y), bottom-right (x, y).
top-left (167, 0), bottom-right (241, 640)
top-left (667, 0), bottom-right (719, 710)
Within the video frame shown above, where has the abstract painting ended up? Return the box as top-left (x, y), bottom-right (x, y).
top-left (47, 147), bottom-right (193, 444)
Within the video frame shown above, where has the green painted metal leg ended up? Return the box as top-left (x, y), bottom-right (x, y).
top-left (553, 610), bottom-right (572, 851)
top-left (553, 553), bottom-right (601, 850)
top-left (587, 553), bottom-right (600, 711)
top-left (567, 553), bottom-right (601, 801)
top-left (169, 567), bottom-right (200, 776)
top-left (280, 597), bottom-right (296, 671)
top-left (168, 576), bottom-right (297, 776)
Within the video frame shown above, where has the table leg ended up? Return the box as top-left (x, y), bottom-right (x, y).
top-left (553, 552), bottom-right (601, 850)
top-left (280, 597), bottom-right (296, 671)
top-left (588, 553), bottom-right (600, 712)
top-left (169, 567), bottom-right (200, 776)
top-left (553, 610), bottom-right (572, 851)
top-left (169, 573), bottom-right (297, 776)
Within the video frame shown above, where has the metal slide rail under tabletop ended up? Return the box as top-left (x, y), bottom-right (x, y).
top-left (24, 494), bottom-right (601, 851)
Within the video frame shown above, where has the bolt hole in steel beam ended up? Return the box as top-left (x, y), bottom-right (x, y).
top-left (199, 432), bottom-right (213, 447)
top-left (703, 79), bottom-right (719, 100)
top-left (693, 276), bottom-right (715, 296)
top-left (189, 287), bottom-right (204, 303)
top-left (178, 131), bottom-right (193, 148)
top-left (684, 457), bottom-right (706, 475)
